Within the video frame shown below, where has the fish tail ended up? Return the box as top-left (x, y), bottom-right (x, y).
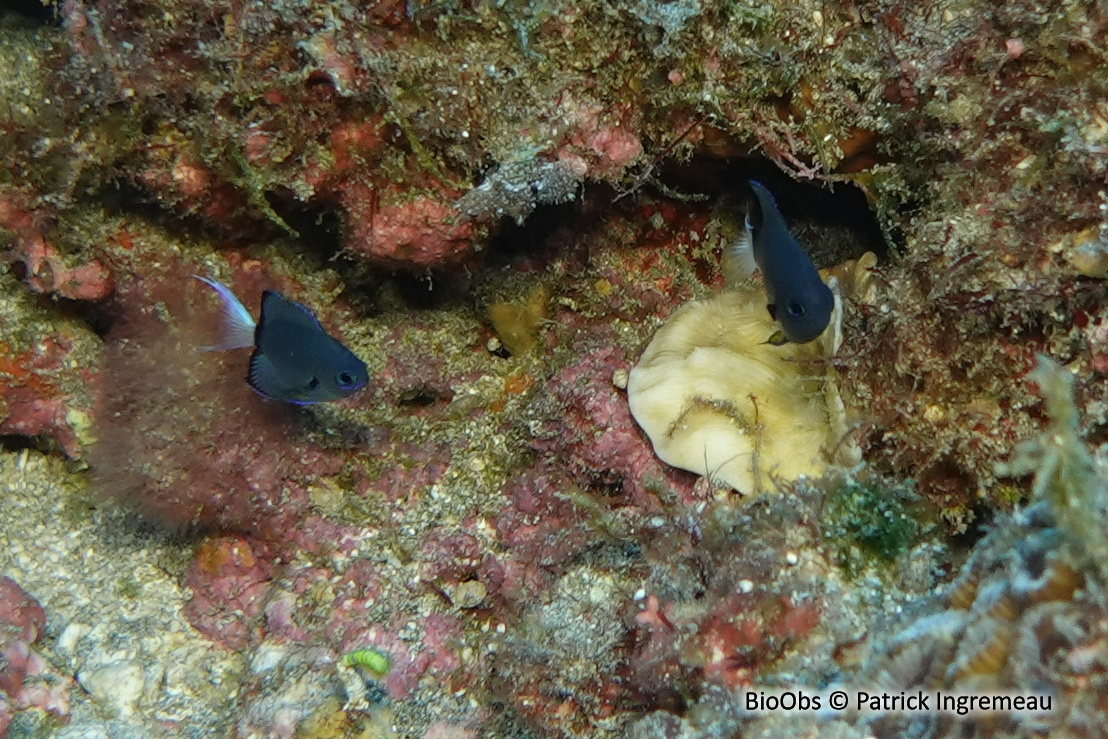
top-left (722, 219), bottom-right (760, 288)
top-left (192, 275), bottom-right (257, 351)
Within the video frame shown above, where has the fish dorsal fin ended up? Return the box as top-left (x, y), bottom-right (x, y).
top-left (192, 275), bottom-right (257, 351)
top-left (747, 181), bottom-right (789, 233)
top-left (258, 290), bottom-right (324, 335)
top-left (748, 179), bottom-right (779, 208)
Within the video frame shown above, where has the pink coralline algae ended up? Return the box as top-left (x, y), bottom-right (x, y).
top-left (1, 195), bottom-right (113, 302)
top-left (626, 491), bottom-right (829, 710)
top-left (0, 329), bottom-right (91, 460)
top-left (545, 94), bottom-right (645, 178)
top-left (495, 465), bottom-right (595, 599)
top-left (532, 345), bottom-right (697, 509)
top-left (375, 327), bottom-right (460, 412)
top-left (183, 537), bottom-right (276, 651)
top-left (403, 613), bottom-right (465, 693)
top-left (0, 577), bottom-right (73, 728)
top-left (635, 589), bottom-right (822, 694)
top-left (419, 528), bottom-right (504, 596)
top-left (8, 233), bottom-right (113, 302)
top-left (360, 439), bottom-right (452, 505)
top-left (559, 99), bottom-right (644, 177)
top-left (324, 559), bottom-right (385, 649)
top-left (134, 155), bottom-right (258, 238)
top-left (312, 119), bottom-right (387, 186)
top-left (0, 577), bottom-right (46, 664)
top-left (344, 188), bottom-right (475, 268)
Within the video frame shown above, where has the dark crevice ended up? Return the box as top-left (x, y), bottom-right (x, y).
top-left (88, 152), bottom-right (891, 318)
top-left (381, 269), bottom-right (470, 311)
top-left (658, 156), bottom-right (893, 262)
top-left (485, 200), bottom-right (584, 264)
top-left (94, 177), bottom-right (174, 225)
top-left (0, 435), bottom-right (40, 453)
top-left (947, 503), bottom-right (1001, 552)
top-left (397, 388), bottom-right (441, 407)
top-left (265, 190), bottom-right (345, 260)
top-left (1, 0), bottom-right (61, 26)
top-left (49, 295), bottom-right (116, 338)
top-left (263, 194), bottom-right (392, 316)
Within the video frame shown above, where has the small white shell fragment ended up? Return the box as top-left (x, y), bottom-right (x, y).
top-left (452, 580), bottom-right (487, 609)
top-left (57, 622), bottom-right (91, 654)
top-left (77, 661), bottom-right (147, 714)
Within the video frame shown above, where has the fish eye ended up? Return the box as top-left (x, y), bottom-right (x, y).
top-left (786, 300), bottom-right (806, 318)
top-left (337, 371), bottom-right (357, 388)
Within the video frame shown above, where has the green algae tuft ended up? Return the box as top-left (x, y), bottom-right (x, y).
top-left (822, 478), bottom-right (921, 574)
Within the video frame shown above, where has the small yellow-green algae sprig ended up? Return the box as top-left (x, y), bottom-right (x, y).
top-left (340, 648), bottom-right (389, 676)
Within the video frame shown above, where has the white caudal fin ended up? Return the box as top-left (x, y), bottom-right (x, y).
top-left (192, 275), bottom-right (257, 351)
top-left (721, 215), bottom-right (760, 289)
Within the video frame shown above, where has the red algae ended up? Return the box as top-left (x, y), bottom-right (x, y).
top-left (0, 577), bottom-right (73, 726)
top-left (531, 344), bottom-right (698, 509)
top-left (7, 230), bottom-right (113, 301)
top-left (345, 190), bottom-right (475, 268)
top-left (0, 346), bottom-right (83, 458)
top-left (184, 537), bottom-right (275, 650)
top-left (494, 464), bottom-right (595, 599)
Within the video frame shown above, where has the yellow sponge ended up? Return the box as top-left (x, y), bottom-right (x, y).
top-left (627, 253), bottom-right (874, 495)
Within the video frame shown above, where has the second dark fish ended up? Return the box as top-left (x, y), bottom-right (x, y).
top-left (194, 275), bottom-right (368, 404)
top-left (731, 181), bottom-right (834, 344)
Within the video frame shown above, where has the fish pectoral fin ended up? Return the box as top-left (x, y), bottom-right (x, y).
top-left (763, 329), bottom-right (790, 346)
top-left (248, 351), bottom-right (317, 405)
top-left (248, 352), bottom-right (286, 400)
